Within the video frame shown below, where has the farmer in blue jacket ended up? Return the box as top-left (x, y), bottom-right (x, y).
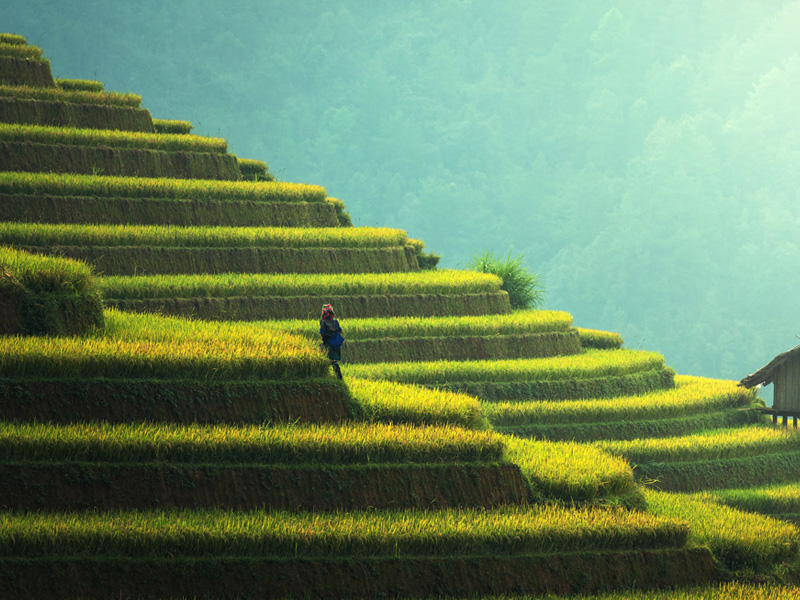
top-left (319, 303), bottom-right (344, 379)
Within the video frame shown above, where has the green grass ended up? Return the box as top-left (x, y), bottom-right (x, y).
top-left (0, 506), bottom-right (688, 559)
top-left (597, 424), bottom-right (800, 464)
top-left (0, 308), bottom-right (327, 380)
top-left (706, 483), bottom-right (800, 516)
top-left (348, 378), bottom-right (488, 429)
top-left (346, 349), bottom-right (665, 385)
top-left (577, 327), bottom-right (624, 349)
top-left (483, 376), bottom-right (757, 427)
top-left (268, 309), bottom-right (573, 340)
top-left (0, 245), bottom-right (95, 293)
top-left (505, 437), bottom-right (638, 504)
top-left (0, 123), bottom-right (227, 153)
top-left (0, 421), bottom-right (504, 465)
top-left (152, 118), bottom-right (193, 134)
top-left (0, 42), bottom-right (44, 61)
top-left (0, 34), bottom-right (27, 46)
top-left (645, 489), bottom-right (800, 572)
top-left (98, 270), bottom-right (502, 299)
top-left (0, 171), bottom-right (327, 203)
top-left (55, 78), bottom-right (104, 92)
top-left (0, 222), bottom-right (411, 249)
top-left (0, 84), bottom-right (142, 107)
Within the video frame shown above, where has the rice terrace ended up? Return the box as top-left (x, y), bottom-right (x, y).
top-left (1, 22), bottom-right (800, 600)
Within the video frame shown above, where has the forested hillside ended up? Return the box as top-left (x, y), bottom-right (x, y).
top-left (5, 0), bottom-right (799, 387)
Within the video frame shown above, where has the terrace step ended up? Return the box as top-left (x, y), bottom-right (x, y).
top-left (636, 449), bottom-right (800, 493)
top-left (0, 506), bottom-right (712, 599)
top-left (15, 244), bottom-right (420, 275)
top-left (0, 193), bottom-right (341, 227)
top-left (495, 408), bottom-right (759, 442)
top-left (103, 292), bottom-right (513, 320)
top-left (427, 368), bottom-right (675, 400)
top-left (0, 141), bottom-right (240, 180)
top-left (0, 548), bottom-right (716, 600)
top-left (0, 56), bottom-right (54, 88)
top-left (0, 462), bottom-right (531, 511)
top-left (0, 378), bottom-right (356, 424)
top-left (344, 331), bottom-right (582, 363)
top-left (0, 96), bottom-right (154, 131)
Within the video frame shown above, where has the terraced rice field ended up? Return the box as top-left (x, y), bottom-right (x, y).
top-left (0, 171), bottom-right (328, 202)
top-left (4, 32), bottom-right (800, 599)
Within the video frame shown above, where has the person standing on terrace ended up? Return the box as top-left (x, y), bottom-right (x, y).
top-left (320, 303), bottom-right (344, 379)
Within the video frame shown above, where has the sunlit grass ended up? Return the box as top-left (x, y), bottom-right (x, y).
top-left (268, 309), bottom-right (573, 340)
top-left (0, 122), bottom-right (227, 153)
top-left (0, 506), bottom-right (688, 558)
top-left (0, 171), bottom-right (327, 203)
top-left (98, 270), bottom-right (502, 299)
top-left (346, 349), bottom-right (665, 384)
top-left (0, 221), bottom-right (410, 248)
top-left (597, 424), bottom-right (800, 464)
top-left (484, 376), bottom-right (756, 426)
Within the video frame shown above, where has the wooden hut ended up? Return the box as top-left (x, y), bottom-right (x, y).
top-left (740, 343), bottom-right (800, 426)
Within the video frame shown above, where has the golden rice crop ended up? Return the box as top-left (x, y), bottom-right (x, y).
top-left (347, 378), bottom-right (488, 429)
top-left (0, 505), bottom-right (688, 558)
top-left (0, 421), bottom-right (504, 465)
top-left (0, 245), bottom-right (95, 293)
top-left (0, 122), bottom-right (227, 153)
top-left (0, 308), bottom-right (327, 380)
top-left (268, 310), bottom-right (573, 340)
top-left (645, 489), bottom-right (800, 571)
top-left (0, 222), bottom-right (410, 249)
top-left (0, 84), bottom-right (141, 107)
top-left (597, 424), bottom-right (800, 464)
top-left (152, 118), bottom-right (193, 134)
top-left (484, 376), bottom-right (756, 426)
top-left (504, 437), bottom-right (636, 502)
top-left (98, 270), bottom-right (502, 299)
top-left (346, 349), bottom-right (664, 384)
top-left (0, 171), bottom-right (327, 202)
top-left (707, 483), bottom-right (800, 516)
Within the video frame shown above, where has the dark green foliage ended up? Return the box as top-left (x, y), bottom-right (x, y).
top-left (345, 331), bottom-right (582, 364)
top-left (104, 292), bottom-right (513, 321)
top-left (0, 141), bottom-right (240, 180)
top-left (0, 97), bottom-right (154, 131)
top-left (0, 378), bottom-right (358, 424)
top-left (0, 463), bottom-right (530, 512)
top-left (55, 78), bottom-right (104, 92)
top-left (20, 245), bottom-right (420, 276)
top-left (0, 194), bottom-right (340, 227)
top-left (467, 249), bottom-right (544, 309)
top-left (152, 118), bottom-right (192, 134)
top-left (432, 368), bottom-right (675, 401)
top-left (20, 290), bottom-right (104, 335)
top-left (237, 157), bottom-right (274, 181)
top-left (498, 409), bottom-right (760, 442)
top-left (416, 250), bottom-right (441, 269)
top-left (0, 549), bottom-right (716, 600)
top-left (327, 197), bottom-right (353, 227)
top-left (0, 56), bottom-right (54, 87)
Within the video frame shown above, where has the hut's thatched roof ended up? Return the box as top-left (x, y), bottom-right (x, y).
top-left (740, 343), bottom-right (800, 388)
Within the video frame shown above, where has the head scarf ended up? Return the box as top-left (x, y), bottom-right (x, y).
top-left (321, 303), bottom-right (334, 320)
